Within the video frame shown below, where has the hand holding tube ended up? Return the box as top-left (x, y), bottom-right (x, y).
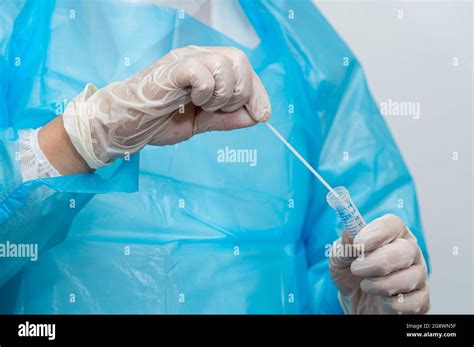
top-left (329, 214), bottom-right (430, 314)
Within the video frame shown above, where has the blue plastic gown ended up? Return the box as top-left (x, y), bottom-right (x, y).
top-left (0, 0), bottom-right (428, 314)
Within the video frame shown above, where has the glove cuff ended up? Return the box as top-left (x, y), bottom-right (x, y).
top-left (337, 291), bottom-right (354, 314)
top-left (63, 83), bottom-right (109, 169)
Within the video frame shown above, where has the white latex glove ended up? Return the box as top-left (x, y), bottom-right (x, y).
top-left (329, 214), bottom-right (430, 314)
top-left (63, 45), bottom-right (271, 169)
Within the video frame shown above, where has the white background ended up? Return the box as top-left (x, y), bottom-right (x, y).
top-left (315, 0), bottom-right (473, 313)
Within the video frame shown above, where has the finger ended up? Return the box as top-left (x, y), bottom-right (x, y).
top-left (173, 57), bottom-right (215, 107)
top-left (353, 214), bottom-right (407, 252)
top-left (380, 286), bottom-right (430, 314)
top-left (197, 53), bottom-right (235, 112)
top-left (193, 107), bottom-right (256, 134)
top-left (403, 227), bottom-right (418, 242)
top-left (351, 238), bottom-right (418, 277)
top-left (205, 47), bottom-right (271, 121)
top-left (360, 264), bottom-right (427, 296)
top-left (206, 47), bottom-right (252, 113)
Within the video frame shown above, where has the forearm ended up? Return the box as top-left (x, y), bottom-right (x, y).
top-left (38, 115), bottom-right (92, 175)
top-left (0, 126), bottom-right (94, 285)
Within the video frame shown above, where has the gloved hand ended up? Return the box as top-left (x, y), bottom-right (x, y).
top-left (63, 45), bottom-right (271, 169)
top-left (329, 214), bottom-right (430, 314)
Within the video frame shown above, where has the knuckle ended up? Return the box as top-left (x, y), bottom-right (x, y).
top-left (405, 226), bottom-right (419, 242)
top-left (208, 53), bottom-right (228, 66)
top-left (169, 47), bottom-right (180, 56)
top-left (378, 260), bottom-right (392, 276)
top-left (196, 82), bottom-right (215, 97)
top-left (202, 79), bottom-right (215, 92)
top-left (230, 48), bottom-right (251, 69)
top-left (364, 277), bottom-right (383, 293)
top-left (412, 298), bottom-right (424, 314)
top-left (376, 278), bottom-right (390, 293)
top-left (183, 56), bottom-right (199, 70)
top-left (385, 213), bottom-right (405, 228)
top-left (380, 266), bottom-right (392, 277)
top-left (229, 47), bottom-right (247, 60)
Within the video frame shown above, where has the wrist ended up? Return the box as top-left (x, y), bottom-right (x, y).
top-left (38, 115), bottom-right (92, 175)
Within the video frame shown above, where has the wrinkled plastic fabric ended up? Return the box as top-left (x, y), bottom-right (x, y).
top-left (0, 0), bottom-right (428, 314)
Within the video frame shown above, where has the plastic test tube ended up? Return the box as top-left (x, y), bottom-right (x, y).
top-left (326, 186), bottom-right (366, 238)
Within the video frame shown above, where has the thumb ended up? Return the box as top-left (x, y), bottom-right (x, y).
top-left (329, 230), bottom-right (363, 298)
top-left (330, 229), bottom-right (357, 268)
top-left (244, 73), bottom-right (272, 122)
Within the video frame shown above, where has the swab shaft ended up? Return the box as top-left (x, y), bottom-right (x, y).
top-left (264, 122), bottom-right (338, 195)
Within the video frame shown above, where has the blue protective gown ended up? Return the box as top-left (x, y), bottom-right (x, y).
top-left (0, 0), bottom-right (428, 314)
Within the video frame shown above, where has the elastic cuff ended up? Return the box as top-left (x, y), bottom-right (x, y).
top-left (18, 128), bottom-right (61, 181)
